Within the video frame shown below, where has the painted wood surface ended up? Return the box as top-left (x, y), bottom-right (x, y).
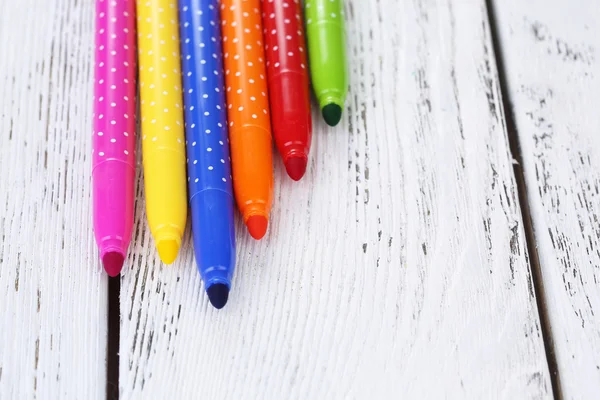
top-left (491, 0), bottom-right (600, 397)
top-left (119, 0), bottom-right (552, 397)
top-left (0, 1), bottom-right (107, 399)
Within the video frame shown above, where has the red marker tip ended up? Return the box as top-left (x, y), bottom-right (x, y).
top-left (102, 251), bottom-right (124, 277)
top-left (246, 215), bottom-right (268, 240)
top-left (284, 156), bottom-right (308, 181)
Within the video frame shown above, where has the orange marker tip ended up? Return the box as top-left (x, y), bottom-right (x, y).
top-left (102, 251), bottom-right (124, 277)
top-left (284, 156), bottom-right (308, 181)
top-left (246, 215), bottom-right (268, 240)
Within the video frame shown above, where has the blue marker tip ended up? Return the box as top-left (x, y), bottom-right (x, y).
top-left (207, 283), bottom-right (229, 309)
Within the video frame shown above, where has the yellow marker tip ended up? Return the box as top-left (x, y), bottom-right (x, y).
top-left (157, 239), bottom-right (180, 264)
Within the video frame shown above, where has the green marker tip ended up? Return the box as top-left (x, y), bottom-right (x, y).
top-left (322, 103), bottom-right (342, 127)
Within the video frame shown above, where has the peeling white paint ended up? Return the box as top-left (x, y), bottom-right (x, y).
top-left (493, 0), bottom-right (600, 397)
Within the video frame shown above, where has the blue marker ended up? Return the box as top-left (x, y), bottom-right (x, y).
top-left (179, 0), bottom-right (236, 309)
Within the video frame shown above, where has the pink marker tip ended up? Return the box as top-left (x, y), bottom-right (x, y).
top-left (102, 251), bottom-right (124, 277)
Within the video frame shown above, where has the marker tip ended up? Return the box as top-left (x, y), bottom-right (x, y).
top-left (246, 215), bottom-right (268, 240)
top-left (322, 103), bottom-right (342, 127)
top-left (157, 239), bottom-right (180, 264)
top-left (102, 251), bottom-right (124, 277)
top-left (207, 283), bottom-right (229, 309)
top-left (284, 156), bottom-right (308, 181)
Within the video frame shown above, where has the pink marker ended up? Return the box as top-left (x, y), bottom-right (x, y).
top-left (93, 0), bottom-right (136, 276)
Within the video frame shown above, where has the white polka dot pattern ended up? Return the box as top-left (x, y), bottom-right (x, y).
top-left (221, 0), bottom-right (272, 130)
top-left (178, 0), bottom-right (237, 294)
top-left (93, 0), bottom-right (137, 166)
top-left (136, 0), bottom-right (188, 260)
top-left (221, 0), bottom-right (274, 232)
top-left (137, 0), bottom-right (185, 152)
top-left (179, 0), bottom-right (233, 195)
top-left (92, 0), bottom-right (137, 270)
top-left (261, 0), bottom-right (312, 179)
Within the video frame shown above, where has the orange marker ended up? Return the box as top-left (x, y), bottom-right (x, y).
top-left (221, 0), bottom-right (273, 240)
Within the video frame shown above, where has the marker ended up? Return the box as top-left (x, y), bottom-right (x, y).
top-left (262, 0), bottom-right (312, 181)
top-left (137, 0), bottom-right (187, 264)
top-left (93, 0), bottom-right (137, 276)
top-left (178, 0), bottom-right (236, 309)
top-left (221, 0), bottom-right (273, 240)
top-left (305, 0), bottom-right (348, 126)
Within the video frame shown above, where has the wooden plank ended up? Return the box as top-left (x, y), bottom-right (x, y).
top-left (119, 0), bottom-right (552, 397)
top-left (0, 1), bottom-right (107, 398)
top-left (491, 0), bottom-right (600, 397)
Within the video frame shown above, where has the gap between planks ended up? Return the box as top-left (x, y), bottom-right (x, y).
top-left (485, 0), bottom-right (561, 398)
top-left (107, 277), bottom-right (120, 400)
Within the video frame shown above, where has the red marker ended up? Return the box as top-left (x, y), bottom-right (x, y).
top-left (262, 0), bottom-right (312, 181)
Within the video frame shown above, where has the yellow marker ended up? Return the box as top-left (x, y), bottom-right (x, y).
top-left (137, 0), bottom-right (187, 264)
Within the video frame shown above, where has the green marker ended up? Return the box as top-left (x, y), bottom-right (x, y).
top-left (305, 0), bottom-right (348, 127)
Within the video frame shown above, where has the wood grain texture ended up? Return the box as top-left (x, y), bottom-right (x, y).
top-left (0, 0), bottom-right (107, 398)
top-left (491, 0), bottom-right (600, 397)
top-left (119, 0), bottom-right (552, 398)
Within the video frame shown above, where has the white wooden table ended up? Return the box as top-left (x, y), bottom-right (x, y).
top-left (1, 0), bottom-right (598, 398)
